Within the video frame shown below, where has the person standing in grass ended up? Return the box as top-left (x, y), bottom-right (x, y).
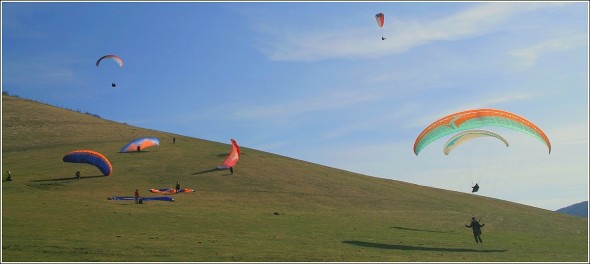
top-left (135, 189), bottom-right (140, 204)
top-left (76, 170), bottom-right (81, 180)
top-left (5, 170), bottom-right (12, 181)
top-left (229, 166), bottom-right (234, 175)
top-left (175, 181), bottom-right (181, 192)
top-left (465, 217), bottom-right (485, 243)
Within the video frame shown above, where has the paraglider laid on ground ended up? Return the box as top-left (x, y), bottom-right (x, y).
top-left (149, 188), bottom-right (195, 195)
top-left (413, 108), bottom-right (551, 156)
top-left (108, 196), bottom-right (175, 202)
top-left (120, 137), bottom-right (160, 153)
top-left (217, 138), bottom-right (240, 170)
top-left (63, 150), bottom-right (113, 176)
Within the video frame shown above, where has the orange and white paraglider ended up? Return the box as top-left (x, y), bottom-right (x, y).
top-left (375, 13), bottom-right (386, 40)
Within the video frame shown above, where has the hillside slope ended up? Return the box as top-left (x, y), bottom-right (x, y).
top-left (2, 94), bottom-right (588, 262)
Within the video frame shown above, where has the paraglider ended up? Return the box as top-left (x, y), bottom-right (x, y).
top-left (96, 54), bottom-right (124, 67)
top-left (443, 129), bottom-right (509, 155)
top-left (413, 108), bottom-right (551, 155)
top-left (375, 13), bottom-right (386, 40)
top-left (218, 139), bottom-right (240, 170)
top-left (96, 54), bottom-right (123, 88)
top-left (120, 137), bottom-right (160, 153)
top-left (63, 150), bottom-right (113, 176)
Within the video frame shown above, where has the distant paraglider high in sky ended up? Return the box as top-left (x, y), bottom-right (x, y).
top-left (413, 108), bottom-right (551, 155)
top-left (63, 150), bottom-right (113, 176)
top-left (375, 13), bottom-right (385, 40)
top-left (96, 54), bottom-right (124, 87)
top-left (218, 139), bottom-right (240, 169)
top-left (96, 55), bottom-right (124, 67)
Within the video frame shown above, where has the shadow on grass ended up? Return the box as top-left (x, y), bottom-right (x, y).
top-left (191, 168), bottom-right (220, 175)
top-left (342, 240), bottom-right (507, 253)
top-left (391, 226), bottom-right (455, 234)
top-left (31, 175), bottom-right (105, 182)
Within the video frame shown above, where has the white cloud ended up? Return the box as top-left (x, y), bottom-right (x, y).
top-left (257, 2), bottom-right (566, 61)
top-left (509, 33), bottom-right (588, 71)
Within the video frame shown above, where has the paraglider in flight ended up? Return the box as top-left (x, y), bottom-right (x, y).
top-left (63, 150), bottom-right (113, 176)
top-left (217, 139), bottom-right (240, 170)
top-left (443, 129), bottom-right (509, 155)
top-left (413, 108), bottom-right (551, 155)
top-left (120, 137), bottom-right (160, 153)
top-left (96, 54), bottom-right (124, 67)
top-left (375, 13), bottom-right (386, 40)
top-left (96, 54), bottom-right (123, 87)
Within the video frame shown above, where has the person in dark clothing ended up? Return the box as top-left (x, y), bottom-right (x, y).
top-left (137, 145), bottom-right (141, 152)
top-left (465, 217), bottom-right (485, 243)
top-left (229, 166), bottom-right (234, 175)
top-left (471, 183), bottom-right (480, 193)
top-left (6, 171), bottom-right (12, 182)
top-left (112, 83), bottom-right (117, 88)
top-left (381, 37), bottom-right (386, 40)
top-left (175, 181), bottom-right (181, 192)
top-left (76, 170), bottom-right (81, 180)
top-left (173, 137), bottom-right (176, 144)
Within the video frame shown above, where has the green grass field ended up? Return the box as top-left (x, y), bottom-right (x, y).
top-left (2, 94), bottom-right (588, 262)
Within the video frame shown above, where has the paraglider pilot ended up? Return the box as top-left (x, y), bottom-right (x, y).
top-left (76, 170), bottom-right (81, 180)
top-left (111, 83), bottom-right (117, 88)
top-left (137, 145), bottom-right (141, 152)
top-left (471, 183), bottom-right (480, 193)
top-left (176, 181), bottom-right (181, 192)
top-left (135, 189), bottom-right (140, 204)
top-left (465, 217), bottom-right (485, 243)
top-left (229, 166), bottom-right (234, 175)
top-left (5, 170), bottom-right (12, 182)
top-left (382, 37), bottom-right (386, 40)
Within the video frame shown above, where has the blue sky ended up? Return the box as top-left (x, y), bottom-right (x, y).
top-left (2, 1), bottom-right (588, 211)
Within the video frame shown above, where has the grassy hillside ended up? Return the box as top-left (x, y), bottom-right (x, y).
top-left (2, 94), bottom-right (588, 262)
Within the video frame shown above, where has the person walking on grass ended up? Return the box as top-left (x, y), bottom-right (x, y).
top-left (465, 217), bottom-right (485, 243)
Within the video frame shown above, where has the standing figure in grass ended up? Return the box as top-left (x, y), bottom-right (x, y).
top-left (465, 217), bottom-right (485, 243)
top-left (135, 189), bottom-right (140, 204)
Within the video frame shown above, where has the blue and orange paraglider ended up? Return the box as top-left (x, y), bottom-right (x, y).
top-left (63, 150), bottom-right (113, 176)
top-left (120, 137), bottom-right (160, 153)
top-left (218, 139), bottom-right (240, 169)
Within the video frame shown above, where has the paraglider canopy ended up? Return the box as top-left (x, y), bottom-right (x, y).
top-left (413, 108), bottom-right (551, 155)
top-left (443, 129), bottom-right (509, 155)
top-left (375, 13), bottom-right (386, 40)
top-left (218, 139), bottom-right (240, 169)
top-left (120, 138), bottom-right (160, 153)
top-left (63, 150), bottom-right (113, 176)
top-left (96, 55), bottom-right (124, 67)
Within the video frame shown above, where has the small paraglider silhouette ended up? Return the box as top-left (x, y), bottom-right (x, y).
top-left (375, 13), bottom-right (386, 40)
top-left (96, 54), bottom-right (124, 88)
top-left (471, 183), bottom-right (480, 193)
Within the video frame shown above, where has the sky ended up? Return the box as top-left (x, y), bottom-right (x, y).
top-left (1, 1), bottom-right (588, 211)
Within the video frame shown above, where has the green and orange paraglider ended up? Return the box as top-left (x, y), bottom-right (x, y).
top-left (413, 108), bottom-right (551, 155)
